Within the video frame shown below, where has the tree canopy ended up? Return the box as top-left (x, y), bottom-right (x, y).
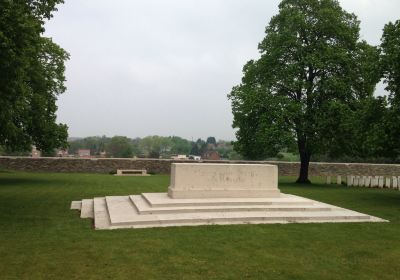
top-left (105, 136), bottom-right (133, 158)
top-left (0, 0), bottom-right (69, 154)
top-left (228, 0), bottom-right (379, 183)
top-left (381, 20), bottom-right (400, 158)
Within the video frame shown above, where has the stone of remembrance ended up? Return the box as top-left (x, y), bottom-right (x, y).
top-left (71, 163), bottom-right (386, 229)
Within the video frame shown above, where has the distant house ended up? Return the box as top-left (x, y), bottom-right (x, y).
top-left (171, 154), bottom-right (188, 160)
top-left (202, 151), bottom-right (220, 160)
top-left (57, 149), bottom-right (69, 157)
top-left (188, 155), bottom-right (201, 161)
top-left (77, 149), bottom-right (91, 158)
top-left (31, 146), bottom-right (41, 158)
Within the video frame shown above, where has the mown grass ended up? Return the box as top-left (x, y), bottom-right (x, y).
top-left (0, 171), bottom-right (399, 280)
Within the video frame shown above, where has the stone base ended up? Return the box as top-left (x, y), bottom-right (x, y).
top-left (72, 192), bottom-right (387, 230)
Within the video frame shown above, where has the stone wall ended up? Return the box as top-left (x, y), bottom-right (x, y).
top-left (1, 156), bottom-right (400, 176)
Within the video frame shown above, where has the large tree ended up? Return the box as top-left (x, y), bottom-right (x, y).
top-left (381, 20), bottom-right (400, 158)
top-left (0, 0), bottom-right (69, 154)
top-left (229, 0), bottom-right (379, 183)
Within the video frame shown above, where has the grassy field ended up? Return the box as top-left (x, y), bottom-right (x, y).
top-left (0, 171), bottom-right (399, 280)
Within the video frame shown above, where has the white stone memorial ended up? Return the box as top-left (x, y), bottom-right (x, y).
top-left (168, 163), bottom-right (279, 198)
top-left (347, 176), bottom-right (353, 186)
top-left (360, 176), bottom-right (366, 187)
top-left (372, 176), bottom-right (380, 188)
top-left (354, 176), bottom-right (359, 187)
top-left (378, 176), bottom-right (384, 188)
top-left (71, 163), bottom-right (386, 229)
top-left (394, 176), bottom-right (399, 190)
top-left (326, 176), bottom-right (331, 185)
top-left (365, 176), bottom-right (372, 188)
top-left (336, 175), bottom-right (342, 185)
top-left (385, 177), bottom-right (391, 188)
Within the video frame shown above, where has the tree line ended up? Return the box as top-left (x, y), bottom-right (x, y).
top-left (66, 136), bottom-right (241, 160)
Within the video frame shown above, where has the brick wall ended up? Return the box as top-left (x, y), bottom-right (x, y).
top-left (1, 156), bottom-right (400, 176)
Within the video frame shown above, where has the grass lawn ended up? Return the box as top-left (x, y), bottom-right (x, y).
top-left (0, 171), bottom-right (399, 280)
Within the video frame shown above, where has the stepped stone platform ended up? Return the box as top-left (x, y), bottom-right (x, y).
top-left (70, 163), bottom-right (387, 230)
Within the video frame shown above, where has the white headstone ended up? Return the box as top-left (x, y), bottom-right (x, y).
top-left (365, 176), bottom-right (372, 188)
top-left (354, 176), bottom-right (359, 187)
top-left (326, 176), bottom-right (331, 184)
top-left (372, 176), bottom-right (380, 188)
top-left (378, 176), bottom-right (384, 188)
top-left (392, 176), bottom-right (398, 189)
top-left (337, 175), bottom-right (342, 185)
top-left (347, 176), bottom-right (353, 186)
top-left (360, 176), bottom-right (366, 187)
top-left (385, 177), bottom-right (391, 188)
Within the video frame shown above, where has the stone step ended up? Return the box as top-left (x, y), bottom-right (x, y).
top-left (105, 196), bottom-right (140, 225)
top-left (93, 197), bottom-right (111, 230)
top-left (109, 216), bottom-right (384, 229)
top-left (141, 193), bottom-right (315, 208)
top-left (80, 199), bottom-right (94, 218)
top-left (106, 209), bottom-right (378, 229)
top-left (130, 195), bottom-right (333, 215)
top-left (70, 201), bottom-right (82, 210)
top-left (101, 194), bottom-right (383, 230)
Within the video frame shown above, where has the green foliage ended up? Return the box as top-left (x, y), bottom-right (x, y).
top-left (169, 136), bottom-right (192, 155)
top-left (67, 136), bottom-right (109, 155)
top-left (190, 138), bottom-right (207, 156)
top-left (381, 20), bottom-right (400, 103)
top-left (65, 135), bottom-right (237, 159)
top-left (228, 0), bottom-right (379, 181)
top-left (139, 136), bottom-right (172, 158)
top-left (206, 137), bottom-right (216, 145)
top-left (0, 0), bottom-right (69, 154)
top-left (381, 20), bottom-right (400, 157)
top-left (105, 136), bottom-right (133, 158)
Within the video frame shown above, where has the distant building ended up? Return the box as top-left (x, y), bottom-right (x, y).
top-left (77, 149), bottom-right (91, 158)
top-left (31, 146), bottom-right (41, 158)
top-left (188, 155), bottom-right (201, 161)
top-left (57, 149), bottom-right (69, 157)
top-left (171, 154), bottom-right (188, 160)
top-left (202, 151), bottom-right (220, 160)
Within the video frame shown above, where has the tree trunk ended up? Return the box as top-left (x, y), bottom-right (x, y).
top-left (296, 138), bottom-right (311, 184)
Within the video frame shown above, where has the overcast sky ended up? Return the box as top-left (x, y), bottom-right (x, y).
top-left (45, 0), bottom-right (400, 141)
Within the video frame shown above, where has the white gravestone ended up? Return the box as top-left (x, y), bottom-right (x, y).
top-left (347, 175), bottom-right (353, 186)
top-left (326, 176), bottom-right (331, 184)
top-left (168, 163), bottom-right (280, 199)
top-left (360, 176), bottom-right (366, 187)
top-left (354, 176), bottom-right (359, 187)
top-left (385, 177), bottom-right (391, 188)
top-left (372, 176), bottom-right (377, 188)
top-left (378, 176), bottom-right (384, 188)
top-left (392, 176), bottom-right (398, 189)
top-left (337, 175), bottom-right (342, 185)
top-left (365, 176), bottom-right (372, 188)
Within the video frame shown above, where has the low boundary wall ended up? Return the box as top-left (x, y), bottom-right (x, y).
top-left (1, 156), bottom-right (400, 176)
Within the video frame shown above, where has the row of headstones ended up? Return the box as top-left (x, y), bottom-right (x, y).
top-left (326, 175), bottom-right (400, 189)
